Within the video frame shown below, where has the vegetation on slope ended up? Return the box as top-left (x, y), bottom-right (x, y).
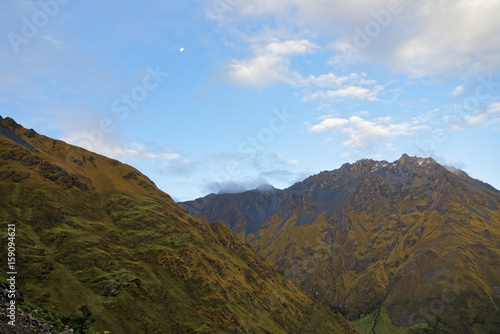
top-left (182, 156), bottom-right (500, 333)
top-left (0, 116), bottom-right (358, 334)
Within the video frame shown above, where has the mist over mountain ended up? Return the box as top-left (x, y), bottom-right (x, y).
top-left (181, 154), bottom-right (500, 333)
top-left (0, 116), bottom-right (358, 334)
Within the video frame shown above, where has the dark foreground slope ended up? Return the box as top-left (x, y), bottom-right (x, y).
top-left (182, 155), bottom-right (500, 333)
top-left (0, 116), bottom-right (358, 334)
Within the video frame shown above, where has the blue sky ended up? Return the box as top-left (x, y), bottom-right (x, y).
top-left (1, 0), bottom-right (500, 201)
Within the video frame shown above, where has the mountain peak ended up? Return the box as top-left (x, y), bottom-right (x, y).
top-left (346, 155), bottom-right (439, 177)
top-left (0, 116), bottom-right (22, 132)
top-left (396, 153), bottom-right (412, 163)
top-left (392, 154), bottom-right (437, 167)
top-left (254, 184), bottom-right (276, 192)
top-left (183, 153), bottom-right (500, 333)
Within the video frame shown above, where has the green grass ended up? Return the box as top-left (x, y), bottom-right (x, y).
top-left (351, 307), bottom-right (429, 334)
top-left (0, 120), bottom-right (359, 334)
top-left (195, 324), bottom-right (211, 332)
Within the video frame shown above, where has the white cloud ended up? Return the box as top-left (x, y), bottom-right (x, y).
top-left (304, 85), bottom-right (382, 102)
top-left (228, 39), bottom-right (318, 87)
top-left (226, 31), bottom-right (384, 104)
top-left (227, 0), bottom-right (500, 76)
top-left (450, 85), bottom-right (465, 97)
top-left (308, 114), bottom-right (426, 147)
top-left (285, 159), bottom-right (300, 166)
top-left (299, 71), bottom-right (382, 102)
top-left (234, 0), bottom-right (392, 26)
top-left (162, 153), bottom-right (182, 160)
top-left (412, 108), bottom-right (439, 124)
top-left (303, 72), bottom-right (376, 88)
top-left (62, 133), bottom-right (181, 162)
top-left (304, 73), bottom-right (349, 87)
top-left (444, 103), bottom-right (500, 130)
top-left (266, 39), bottom-right (315, 55)
top-left (308, 118), bottom-right (349, 132)
top-left (464, 102), bottom-right (500, 126)
top-left (394, 0), bottom-right (500, 75)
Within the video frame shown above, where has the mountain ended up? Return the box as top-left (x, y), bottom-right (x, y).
top-left (181, 155), bottom-right (500, 333)
top-left (0, 116), bottom-right (358, 334)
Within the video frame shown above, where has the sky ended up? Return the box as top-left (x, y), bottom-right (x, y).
top-left (1, 0), bottom-right (500, 201)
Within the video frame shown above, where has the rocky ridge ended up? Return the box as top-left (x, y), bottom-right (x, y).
top-left (181, 154), bottom-right (500, 333)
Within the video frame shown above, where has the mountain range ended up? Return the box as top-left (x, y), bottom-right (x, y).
top-left (0, 116), bottom-right (358, 334)
top-left (181, 154), bottom-right (500, 333)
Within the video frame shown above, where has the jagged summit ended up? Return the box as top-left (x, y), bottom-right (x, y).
top-left (181, 153), bottom-right (500, 333)
top-left (286, 154), bottom-right (476, 196)
top-left (182, 153), bottom-right (492, 239)
top-left (327, 154), bottom-right (438, 176)
top-left (189, 155), bottom-right (466, 204)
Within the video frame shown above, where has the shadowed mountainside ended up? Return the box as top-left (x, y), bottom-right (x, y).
top-left (0, 116), bottom-right (358, 334)
top-left (181, 155), bottom-right (500, 333)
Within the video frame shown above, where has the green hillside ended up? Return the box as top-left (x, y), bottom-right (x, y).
top-left (0, 116), bottom-right (358, 334)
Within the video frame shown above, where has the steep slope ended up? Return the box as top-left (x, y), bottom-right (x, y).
top-left (184, 189), bottom-right (282, 241)
top-left (0, 116), bottom-right (358, 334)
top-left (181, 155), bottom-right (500, 333)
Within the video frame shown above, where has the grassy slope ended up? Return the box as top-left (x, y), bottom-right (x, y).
top-left (0, 117), bottom-right (358, 334)
top-left (248, 204), bottom-right (500, 334)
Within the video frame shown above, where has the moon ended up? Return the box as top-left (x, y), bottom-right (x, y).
top-left (180, 48), bottom-right (184, 52)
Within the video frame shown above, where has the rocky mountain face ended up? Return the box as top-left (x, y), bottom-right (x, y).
top-left (181, 154), bottom-right (500, 333)
top-left (0, 116), bottom-right (358, 334)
